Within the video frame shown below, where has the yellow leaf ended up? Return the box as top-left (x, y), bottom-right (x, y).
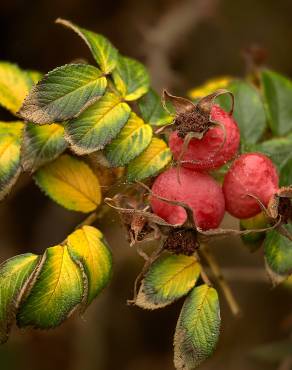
top-left (0, 62), bottom-right (31, 114)
top-left (0, 121), bottom-right (24, 199)
top-left (67, 226), bottom-right (112, 305)
top-left (34, 154), bottom-right (101, 212)
top-left (188, 76), bottom-right (233, 100)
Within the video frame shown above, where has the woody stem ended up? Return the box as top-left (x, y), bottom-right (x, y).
top-left (200, 243), bottom-right (241, 317)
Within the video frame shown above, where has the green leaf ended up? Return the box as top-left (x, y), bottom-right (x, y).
top-left (67, 226), bottom-right (112, 306)
top-left (105, 112), bottom-right (152, 167)
top-left (112, 56), bottom-right (150, 101)
top-left (240, 212), bottom-right (268, 251)
top-left (56, 18), bottom-right (118, 74)
top-left (264, 225), bottom-right (292, 276)
top-left (127, 137), bottom-right (172, 182)
top-left (18, 64), bottom-right (107, 124)
top-left (65, 92), bottom-right (131, 155)
top-left (280, 157), bottom-right (292, 186)
top-left (138, 89), bottom-right (173, 126)
top-left (0, 62), bottom-right (32, 114)
top-left (255, 136), bottom-right (292, 168)
top-left (34, 154), bottom-right (102, 212)
top-left (136, 254), bottom-right (201, 309)
top-left (174, 284), bottom-right (220, 370)
top-left (219, 80), bottom-right (266, 144)
top-left (261, 70), bottom-right (292, 135)
top-left (26, 70), bottom-right (43, 86)
top-left (254, 135), bottom-right (292, 185)
top-left (17, 245), bottom-right (83, 329)
top-left (21, 123), bottom-right (67, 172)
top-left (0, 253), bottom-right (39, 344)
top-left (0, 121), bottom-right (24, 200)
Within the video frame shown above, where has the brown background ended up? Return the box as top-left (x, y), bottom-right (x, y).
top-left (0, 0), bottom-right (292, 369)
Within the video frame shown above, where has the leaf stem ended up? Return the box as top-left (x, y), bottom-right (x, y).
top-left (200, 243), bottom-right (241, 317)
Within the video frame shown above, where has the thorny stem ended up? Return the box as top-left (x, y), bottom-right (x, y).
top-left (201, 243), bottom-right (241, 317)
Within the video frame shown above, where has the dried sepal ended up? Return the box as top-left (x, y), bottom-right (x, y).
top-left (162, 90), bottom-right (195, 115)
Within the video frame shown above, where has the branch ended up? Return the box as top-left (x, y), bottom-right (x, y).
top-left (141, 0), bottom-right (219, 90)
top-left (201, 244), bottom-right (241, 317)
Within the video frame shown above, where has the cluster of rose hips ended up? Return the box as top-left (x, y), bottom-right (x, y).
top-left (151, 91), bottom-right (285, 232)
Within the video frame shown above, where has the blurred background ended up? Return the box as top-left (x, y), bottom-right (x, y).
top-left (1, 0), bottom-right (292, 369)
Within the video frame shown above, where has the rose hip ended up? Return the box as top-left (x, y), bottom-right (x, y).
top-left (150, 167), bottom-right (225, 230)
top-left (169, 105), bottom-right (240, 170)
top-left (223, 153), bottom-right (279, 219)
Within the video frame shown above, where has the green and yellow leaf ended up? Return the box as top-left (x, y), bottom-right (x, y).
top-left (112, 56), bottom-right (150, 101)
top-left (126, 137), bottom-right (172, 181)
top-left (26, 70), bottom-right (43, 85)
top-left (0, 62), bottom-right (32, 114)
top-left (56, 18), bottom-right (118, 74)
top-left (17, 245), bottom-right (83, 329)
top-left (264, 225), bottom-right (292, 276)
top-left (105, 112), bottom-right (152, 167)
top-left (65, 92), bottom-right (131, 155)
top-left (174, 284), bottom-right (220, 370)
top-left (188, 76), bottom-right (233, 100)
top-left (18, 64), bottom-right (107, 124)
top-left (21, 123), bottom-right (67, 172)
top-left (0, 121), bottom-right (24, 200)
top-left (136, 254), bottom-right (201, 309)
top-left (34, 154), bottom-right (101, 212)
top-left (67, 226), bottom-right (112, 306)
top-left (0, 253), bottom-right (39, 344)
top-left (138, 89), bottom-right (173, 126)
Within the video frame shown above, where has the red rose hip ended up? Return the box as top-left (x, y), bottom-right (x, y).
top-left (150, 167), bottom-right (225, 230)
top-left (169, 105), bottom-right (240, 170)
top-left (223, 153), bottom-right (279, 219)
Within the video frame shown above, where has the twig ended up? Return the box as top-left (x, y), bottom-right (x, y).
top-left (200, 243), bottom-right (241, 317)
top-left (277, 356), bottom-right (292, 370)
top-left (128, 243), bottom-right (165, 305)
top-left (141, 0), bottom-right (219, 90)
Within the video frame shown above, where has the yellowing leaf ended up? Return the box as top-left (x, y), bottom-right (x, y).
top-left (0, 253), bottom-right (39, 344)
top-left (105, 112), bottom-right (153, 167)
top-left (34, 154), bottom-right (101, 212)
top-left (17, 245), bottom-right (83, 329)
top-left (21, 123), bottom-right (67, 172)
top-left (0, 62), bottom-right (31, 114)
top-left (26, 70), bottom-right (43, 85)
top-left (67, 226), bottom-right (112, 306)
top-left (65, 92), bottom-right (131, 155)
top-left (56, 19), bottom-right (118, 74)
top-left (174, 284), bottom-right (220, 369)
top-left (136, 254), bottom-right (201, 309)
top-left (18, 64), bottom-right (107, 124)
top-left (188, 76), bottom-right (233, 100)
top-left (112, 56), bottom-right (150, 101)
top-left (0, 121), bottom-right (24, 200)
top-left (127, 137), bottom-right (172, 181)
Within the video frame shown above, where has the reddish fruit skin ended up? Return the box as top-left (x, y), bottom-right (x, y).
top-left (223, 153), bottom-right (279, 219)
top-left (169, 105), bottom-right (240, 170)
top-left (150, 167), bottom-right (225, 230)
